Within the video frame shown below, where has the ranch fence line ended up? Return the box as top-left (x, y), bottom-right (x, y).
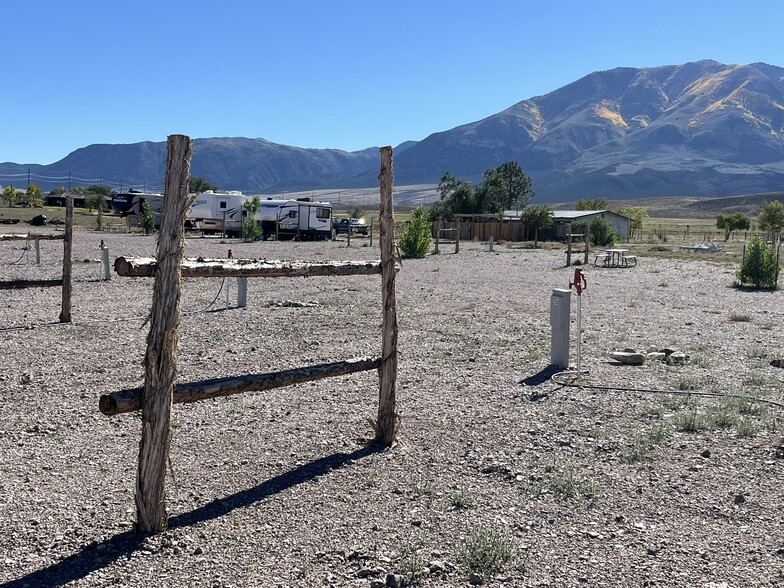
top-left (426, 216), bottom-right (780, 246)
top-left (100, 138), bottom-right (400, 535)
top-left (0, 195), bottom-right (74, 322)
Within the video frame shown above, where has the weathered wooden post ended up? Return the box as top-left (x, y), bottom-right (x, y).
top-left (455, 220), bottom-right (460, 254)
top-left (34, 237), bottom-right (41, 266)
top-left (584, 231), bottom-right (589, 265)
top-left (434, 218), bottom-right (441, 254)
top-left (377, 146), bottom-right (398, 446)
top-left (565, 223), bottom-right (572, 267)
top-left (135, 134), bottom-right (193, 535)
top-left (59, 196), bottom-right (74, 323)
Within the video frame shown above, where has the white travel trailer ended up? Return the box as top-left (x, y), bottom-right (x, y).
top-left (187, 190), bottom-right (249, 236)
top-left (256, 198), bottom-right (333, 240)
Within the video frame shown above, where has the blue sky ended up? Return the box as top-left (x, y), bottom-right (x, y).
top-left (3, 0), bottom-right (783, 164)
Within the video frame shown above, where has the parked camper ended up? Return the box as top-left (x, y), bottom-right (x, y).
top-left (187, 190), bottom-right (249, 236)
top-left (109, 191), bottom-right (164, 227)
top-left (256, 198), bottom-right (332, 240)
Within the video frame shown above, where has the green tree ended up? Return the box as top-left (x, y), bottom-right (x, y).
top-left (616, 205), bottom-right (648, 238)
top-left (84, 193), bottom-right (106, 213)
top-left (716, 212), bottom-right (751, 241)
top-left (140, 200), bottom-right (156, 235)
top-left (736, 236), bottom-right (778, 289)
top-left (575, 198), bottom-right (609, 211)
top-left (26, 183), bottom-right (43, 207)
top-left (589, 217), bottom-right (619, 247)
top-left (436, 172), bottom-right (476, 215)
top-left (2, 185), bottom-right (18, 206)
top-left (399, 205), bottom-right (432, 258)
top-left (522, 204), bottom-right (553, 248)
top-left (427, 200), bottom-right (454, 222)
top-left (189, 176), bottom-right (219, 193)
top-left (758, 200), bottom-right (784, 236)
top-left (88, 184), bottom-right (113, 197)
top-left (477, 161), bottom-right (535, 212)
top-left (49, 186), bottom-right (67, 195)
top-left (243, 195), bottom-right (262, 241)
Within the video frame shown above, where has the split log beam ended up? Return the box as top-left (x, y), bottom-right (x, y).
top-left (0, 279), bottom-right (63, 290)
top-left (99, 356), bottom-right (382, 416)
top-left (114, 256), bottom-right (386, 278)
top-left (0, 233), bottom-right (65, 241)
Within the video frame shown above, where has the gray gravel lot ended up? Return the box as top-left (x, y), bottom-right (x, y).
top-left (1, 229), bottom-right (783, 587)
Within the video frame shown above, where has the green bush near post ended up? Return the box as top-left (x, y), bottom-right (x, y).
top-left (589, 217), bottom-right (619, 247)
top-left (736, 236), bottom-right (779, 289)
top-left (399, 206), bottom-right (432, 258)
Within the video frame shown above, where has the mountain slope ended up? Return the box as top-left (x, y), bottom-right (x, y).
top-left (2, 60), bottom-right (784, 200)
top-left (394, 60), bottom-right (784, 199)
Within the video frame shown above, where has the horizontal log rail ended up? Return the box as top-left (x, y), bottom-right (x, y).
top-left (0, 233), bottom-right (65, 241)
top-left (0, 279), bottom-right (63, 290)
top-left (114, 256), bottom-right (391, 278)
top-left (100, 356), bottom-right (382, 416)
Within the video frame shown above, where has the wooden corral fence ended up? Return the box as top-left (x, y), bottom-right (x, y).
top-left (565, 224), bottom-right (589, 266)
top-left (436, 215), bottom-right (539, 243)
top-left (432, 218), bottom-right (459, 254)
top-left (0, 196), bottom-right (74, 322)
top-left (99, 137), bottom-right (400, 534)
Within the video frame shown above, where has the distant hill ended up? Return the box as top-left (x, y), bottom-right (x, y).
top-left (2, 60), bottom-right (783, 201)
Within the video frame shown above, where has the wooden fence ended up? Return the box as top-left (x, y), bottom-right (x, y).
top-left (0, 196), bottom-right (74, 322)
top-left (99, 138), bottom-right (400, 534)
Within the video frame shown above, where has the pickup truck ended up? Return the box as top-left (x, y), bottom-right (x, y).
top-left (333, 217), bottom-right (369, 235)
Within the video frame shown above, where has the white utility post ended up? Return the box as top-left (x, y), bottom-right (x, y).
top-left (101, 246), bottom-right (111, 281)
top-left (237, 277), bottom-right (248, 308)
top-left (550, 288), bottom-right (571, 368)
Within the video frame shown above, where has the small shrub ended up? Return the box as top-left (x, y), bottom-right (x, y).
top-left (459, 527), bottom-right (514, 577)
top-left (399, 206), bottom-right (432, 258)
top-left (729, 311), bottom-right (752, 322)
top-left (140, 200), bottom-right (156, 235)
top-left (674, 409), bottom-right (710, 432)
top-left (707, 402), bottom-right (738, 429)
top-left (622, 423), bottom-right (671, 463)
top-left (589, 217), bottom-right (620, 247)
top-left (243, 196), bottom-right (262, 241)
top-left (736, 418), bottom-right (761, 438)
top-left (690, 353), bottom-right (711, 368)
top-left (736, 236), bottom-right (779, 289)
top-left (449, 485), bottom-right (474, 510)
top-left (397, 541), bottom-right (428, 586)
top-left (678, 375), bottom-right (700, 391)
top-left (551, 463), bottom-right (598, 504)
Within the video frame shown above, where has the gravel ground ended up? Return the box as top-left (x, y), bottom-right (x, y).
top-left (1, 229), bottom-right (783, 588)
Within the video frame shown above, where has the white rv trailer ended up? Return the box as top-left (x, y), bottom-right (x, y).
top-left (187, 190), bottom-right (249, 236)
top-left (256, 198), bottom-right (333, 240)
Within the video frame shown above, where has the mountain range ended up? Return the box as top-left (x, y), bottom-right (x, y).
top-left (2, 60), bottom-right (783, 202)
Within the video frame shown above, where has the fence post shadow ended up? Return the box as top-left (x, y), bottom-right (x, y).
top-left (2, 443), bottom-right (383, 588)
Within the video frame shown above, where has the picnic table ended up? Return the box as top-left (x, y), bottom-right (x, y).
top-left (594, 248), bottom-right (637, 268)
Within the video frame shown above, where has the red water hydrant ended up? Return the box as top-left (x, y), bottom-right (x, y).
top-left (569, 267), bottom-right (587, 296)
